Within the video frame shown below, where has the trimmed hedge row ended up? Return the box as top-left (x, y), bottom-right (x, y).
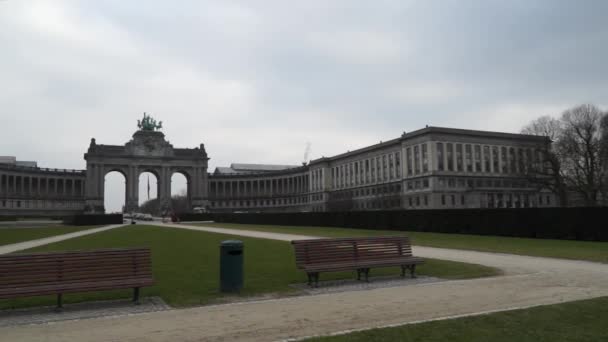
top-left (66, 214), bottom-right (124, 226)
top-left (0, 216), bottom-right (18, 222)
top-left (180, 207), bottom-right (608, 241)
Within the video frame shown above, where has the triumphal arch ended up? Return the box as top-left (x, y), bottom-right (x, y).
top-left (83, 114), bottom-right (209, 213)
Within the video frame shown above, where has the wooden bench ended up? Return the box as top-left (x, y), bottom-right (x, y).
top-left (292, 236), bottom-right (424, 287)
top-left (0, 247), bottom-right (155, 310)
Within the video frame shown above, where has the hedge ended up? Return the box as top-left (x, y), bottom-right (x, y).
top-left (66, 214), bottom-right (124, 226)
top-left (180, 207), bottom-right (608, 242)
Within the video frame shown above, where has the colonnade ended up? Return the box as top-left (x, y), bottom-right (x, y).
top-left (0, 169), bottom-right (85, 198)
top-left (209, 174), bottom-right (309, 198)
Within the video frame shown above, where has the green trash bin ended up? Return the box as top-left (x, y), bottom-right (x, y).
top-left (220, 240), bottom-right (243, 292)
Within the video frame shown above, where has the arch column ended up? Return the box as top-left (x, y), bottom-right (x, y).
top-left (159, 167), bottom-right (172, 214)
top-left (125, 165), bottom-right (139, 213)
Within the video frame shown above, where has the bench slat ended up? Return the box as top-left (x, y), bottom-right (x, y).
top-left (0, 248), bottom-right (155, 302)
top-left (291, 236), bottom-right (423, 285)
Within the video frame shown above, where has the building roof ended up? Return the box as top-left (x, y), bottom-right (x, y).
top-left (214, 163), bottom-right (302, 175)
top-left (0, 156), bottom-right (37, 167)
top-left (310, 126), bottom-right (550, 164)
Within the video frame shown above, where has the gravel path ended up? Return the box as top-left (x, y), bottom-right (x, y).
top-left (0, 224), bottom-right (126, 255)
top-left (1, 223), bottom-right (607, 341)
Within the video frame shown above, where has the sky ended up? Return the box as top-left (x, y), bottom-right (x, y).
top-left (1, 1), bottom-right (607, 211)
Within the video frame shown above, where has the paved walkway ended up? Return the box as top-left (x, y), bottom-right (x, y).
top-left (1, 223), bottom-right (607, 341)
top-left (158, 222), bottom-right (320, 241)
top-left (0, 224), bottom-right (126, 255)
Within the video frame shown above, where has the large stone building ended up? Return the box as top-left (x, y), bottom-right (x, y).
top-left (0, 123), bottom-right (556, 217)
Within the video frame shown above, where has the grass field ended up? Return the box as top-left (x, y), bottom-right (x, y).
top-left (307, 296), bottom-right (608, 342)
top-left (0, 225), bottom-right (498, 310)
top-left (197, 223), bottom-right (608, 263)
top-left (0, 226), bottom-right (98, 246)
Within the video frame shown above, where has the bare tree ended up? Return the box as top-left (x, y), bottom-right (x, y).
top-left (521, 116), bottom-right (569, 205)
top-left (556, 104), bottom-right (606, 206)
top-left (601, 115), bottom-right (608, 202)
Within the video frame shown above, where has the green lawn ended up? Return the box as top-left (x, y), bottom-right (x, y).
top-left (0, 226), bottom-right (98, 246)
top-left (197, 223), bottom-right (608, 263)
top-left (307, 297), bottom-right (608, 342)
top-left (0, 225), bottom-right (498, 310)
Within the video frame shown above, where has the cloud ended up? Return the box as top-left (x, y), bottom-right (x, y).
top-left (1, 0), bottom-right (607, 211)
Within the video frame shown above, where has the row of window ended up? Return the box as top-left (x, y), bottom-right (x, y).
top-left (0, 199), bottom-right (84, 209)
top-left (485, 193), bottom-right (552, 208)
top-left (210, 196), bottom-right (309, 208)
top-left (0, 175), bottom-right (84, 196)
top-left (330, 183), bottom-right (402, 200)
top-left (331, 152), bottom-right (401, 190)
top-left (436, 177), bottom-right (532, 189)
top-left (209, 176), bottom-right (308, 198)
top-left (435, 143), bottom-right (543, 174)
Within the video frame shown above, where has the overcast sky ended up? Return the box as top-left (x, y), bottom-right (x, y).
top-left (1, 1), bottom-right (607, 211)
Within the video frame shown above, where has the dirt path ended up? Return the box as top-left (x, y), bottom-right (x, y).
top-left (1, 223), bottom-right (607, 341)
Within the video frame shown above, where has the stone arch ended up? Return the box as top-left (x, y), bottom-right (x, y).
top-left (84, 128), bottom-right (209, 214)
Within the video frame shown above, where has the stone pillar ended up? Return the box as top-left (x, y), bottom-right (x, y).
top-left (159, 167), bottom-right (171, 214)
top-left (126, 166), bottom-right (139, 213)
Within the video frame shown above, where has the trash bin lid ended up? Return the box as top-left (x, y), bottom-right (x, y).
top-left (221, 240), bottom-right (243, 247)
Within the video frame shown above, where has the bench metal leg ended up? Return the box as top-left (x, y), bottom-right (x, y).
top-left (401, 265), bottom-right (406, 277)
top-left (364, 268), bottom-right (370, 282)
top-left (133, 287), bottom-right (141, 305)
top-left (307, 273), bottom-right (320, 287)
top-left (55, 293), bottom-right (63, 312)
top-left (357, 268), bottom-right (363, 281)
top-left (409, 265), bottom-right (417, 278)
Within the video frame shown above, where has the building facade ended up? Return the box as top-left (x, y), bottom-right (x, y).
top-left (0, 161), bottom-right (86, 216)
top-left (0, 125), bottom-right (556, 216)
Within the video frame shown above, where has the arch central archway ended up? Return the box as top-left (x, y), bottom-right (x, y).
top-left (83, 127), bottom-right (209, 214)
top-left (171, 171), bottom-right (191, 214)
top-left (104, 170), bottom-right (127, 213)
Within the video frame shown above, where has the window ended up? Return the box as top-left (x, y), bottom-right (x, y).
top-left (422, 144), bottom-right (429, 172)
top-left (461, 195), bottom-right (465, 205)
top-left (383, 155), bottom-right (388, 180)
top-left (509, 148), bottom-right (516, 173)
top-left (451, 195), bottom-right (455, 206)
top-left (424, 196), bottom-right (428, 206)
top-left (516, 148), bottom-right (523, 173)
top-left (484, 146), bottom-right (490, 172)
top-left (447, 143), bottom-right (454, 171)
top-left (465, 144), bottom-right (473, 172)
top-left (441, 195), bottom-right (446, 205)
top-left (456, 144), bottom-right (463, 171)
top-left (437, 143), bottom-right (444, 171)
top-left (501, 147), bottom-right (508, 173)
top-left (395, 153), bottom-right (401, 177)
top-left (423, 179), bottom-right (429, 188)
top-left (474, 145), bottom-right (481, 172)
top-left (414, 146), bottom-right (420, 174)
top-left (492, 146), bottom-right (499, 173)
top-left (406, 148), bottom-right (412, 175)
